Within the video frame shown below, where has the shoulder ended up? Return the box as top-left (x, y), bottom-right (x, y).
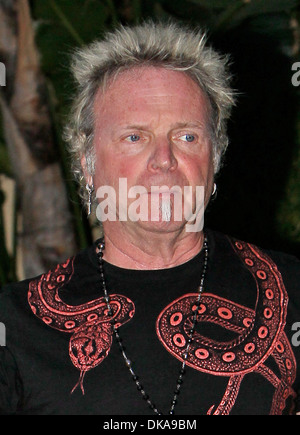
top-left (262, 247), bottom-right (300, 311)
top-left (208, 228), bottom-right (300, 285)
top-left (264, 247), bottom-right (300, 274)
top-left (0, 278), bottom-right (35, 341)
top-left (211, 228), bottom-right (300, 269)
top-left (0, 242), bottom-right (99, 321)
top-left (0, 279), bottom-right (33, 312)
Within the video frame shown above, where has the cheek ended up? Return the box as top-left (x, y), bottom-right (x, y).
top-left (114, 156), bottom-right (145, 185)
top-left (180, 153), bottom-right (213, 184)
top-left (94, 149), bottom-right (141, 187)
top-left (118, 159), bottom-right (137, 178)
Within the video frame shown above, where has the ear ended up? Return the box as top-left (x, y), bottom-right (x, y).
top-left (81, 155), bottom-right (93, 186)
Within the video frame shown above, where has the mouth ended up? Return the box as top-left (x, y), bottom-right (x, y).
top-left (146, 185), bottom-right (184, 195)
top-left (144, 190), bottom-right (180, 223)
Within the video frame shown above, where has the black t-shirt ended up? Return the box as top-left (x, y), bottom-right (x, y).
top-left (1, 229), bottom-right (300, 415)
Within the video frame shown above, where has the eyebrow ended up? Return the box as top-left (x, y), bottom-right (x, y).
top-left (170, 122), bottom-right (205, 130)
top-left (124, 124), bottom-right (151, 131)
top-left (124, 122), bottom-right (206, 131)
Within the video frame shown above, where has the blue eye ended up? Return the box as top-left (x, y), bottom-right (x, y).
top-left (184, 134), bottom-right (195, 142)
top-left (128, 134), bottom-right (140, 142)
top-left (179, 134), bottom-right (195, 143)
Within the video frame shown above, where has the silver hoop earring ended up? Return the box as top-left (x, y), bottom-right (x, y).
top-left (211, 183), bottom-right (217, 199)
top-left (86, 183), bottom-right (94, 216)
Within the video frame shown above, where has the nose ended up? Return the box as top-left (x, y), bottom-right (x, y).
top-left (147, 139), bottom-right (178, 173)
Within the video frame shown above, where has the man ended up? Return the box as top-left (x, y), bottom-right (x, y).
top-left (0, 21), bottom-right (300, 415)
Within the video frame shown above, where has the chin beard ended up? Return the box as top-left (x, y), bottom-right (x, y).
top-left (160, 198), bottom-right (172, 222)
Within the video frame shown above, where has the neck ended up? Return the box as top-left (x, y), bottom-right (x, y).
top-left (101, 223), bottom-right (205, 270)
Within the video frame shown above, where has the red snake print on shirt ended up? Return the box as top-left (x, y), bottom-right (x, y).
top-left (156, 239), bottom-right (297, 415)
top-left (28, 258), bottom-right (135, 394)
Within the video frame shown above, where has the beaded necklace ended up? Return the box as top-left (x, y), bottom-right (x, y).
top-left (96, 236), bottom-right (209, 415)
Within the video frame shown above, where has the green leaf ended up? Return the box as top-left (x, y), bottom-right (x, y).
top-left (230, 0), bottom-right (299, 27)
top-left (31, 0), bottom-right (110, 105)
top-left (276, 118), bottom-right (300, 245)
top-left (213, 1), bottom-right (246, 30)
top-left (0, 146), bottom-right (12, 177)
top-left (187, 0), bottom-right (298, 32)
top-left (244, 0), bottom-right (298, 15)
top-left (188, 0), bottom-right (239, 9)
top-left (189, 0), bottom-right (298, 12)
top-left (48, 0), bottom-right (84, 46)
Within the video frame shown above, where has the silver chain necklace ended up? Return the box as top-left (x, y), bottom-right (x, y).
top-left (96, 236), bottom-right (209, 415)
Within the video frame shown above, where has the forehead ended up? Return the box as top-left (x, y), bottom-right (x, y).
top-left (93, 66), bottom-right (211, 124)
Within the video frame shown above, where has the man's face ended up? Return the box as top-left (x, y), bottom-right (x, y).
top-left (91, 66), bottom-right (215, 234)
